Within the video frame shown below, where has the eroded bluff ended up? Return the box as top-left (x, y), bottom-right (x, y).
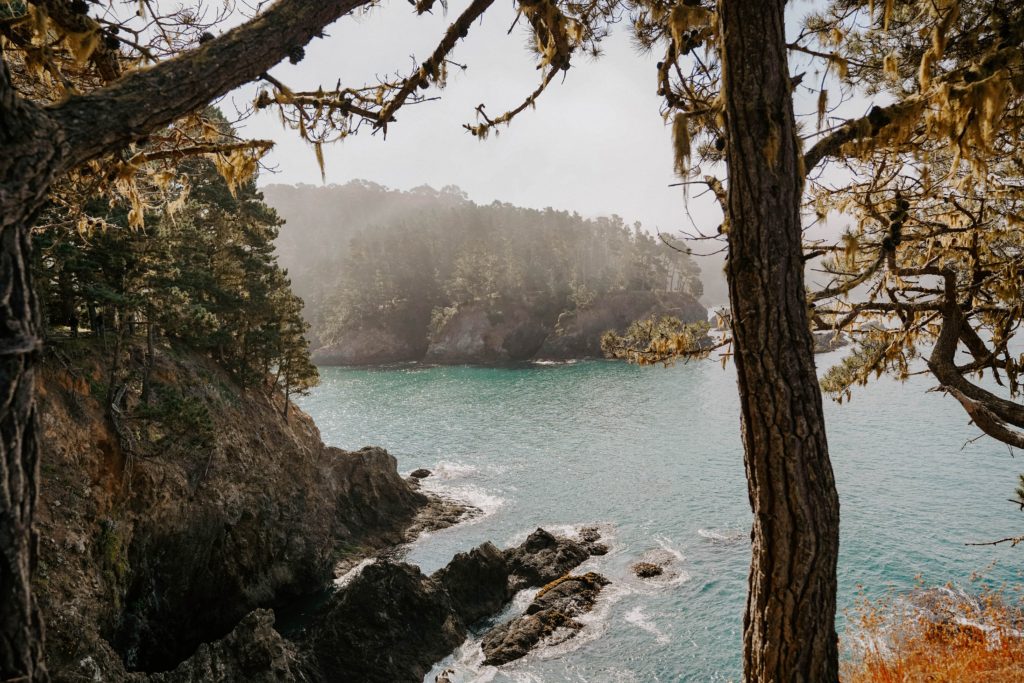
top-left (36, 343), bottom-right (607, 683)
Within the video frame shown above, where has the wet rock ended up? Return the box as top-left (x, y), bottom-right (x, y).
top-left (632, 548), bottom-right (684, 583)
top-left (403, 495), bottom-right (478, 540)
top-left (410, 468), bottom-right (432, 479)
top-left (434, 543), bottom-right (512, 624)
top-left (632, 562), bottom-right (663, 578)
top-left (504, 528), bottom-right (593, 590)
top-left (481, 572), bottom-right (610, 665)
top-left (150, 610), bottom-right (300, 683)
top-left (577, 526), bottom-right (608, 556)
top-left (301, 529), bottom-right (600, 682)
top-left (306, 560), bottom-right (464, 683)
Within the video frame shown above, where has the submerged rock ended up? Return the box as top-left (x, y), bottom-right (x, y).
top-left (632, 562), bottom-right (663, 578)
top-left (481, 572), bottom-right (611, 665)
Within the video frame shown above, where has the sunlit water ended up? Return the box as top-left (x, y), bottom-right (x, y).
top-left (296, 352), bottom-right (1024, 682)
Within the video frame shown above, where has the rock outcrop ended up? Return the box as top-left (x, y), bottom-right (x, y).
top-left (812, 329), bottom-right (850, 353)
top-left (310, 324), bottom-right (426, 366)
top-left (481, 572), bottom-right (610, 665)
top-left (425, 304), bottom-right (547, 364)
top-left (504, 528), bottom-right (593, 590)
top-left (149, 611), bottom-right (303, 683)
top-left (298, 529), bottom-right (606, 682)
top-left (539, 290), bottom-right (707, 360)
top-left (312, 291), bottom-right (707, 366)
top-left (35, 341), bottom-right (434, 682)
top-left (632, 562), bottom-right (664, 578)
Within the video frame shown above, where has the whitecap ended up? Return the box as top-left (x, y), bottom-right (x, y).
top-left (534, 578), bottom-right (630, 660)
top-left (421, 482), bottom-right (505, 521)
top-left (624, 606), bottom-right (671, 645)
top-left (431, 461), bottom-right (479, 479)
top-left (333, 557), bottom-right (374, 588)
top-left (697, 528), bottom-right (747, 543)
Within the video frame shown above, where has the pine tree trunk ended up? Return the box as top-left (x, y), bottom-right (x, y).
top-left (718, 1), bottom-right (841, 681)
top-left (1, 62), bottom-right (60, 683)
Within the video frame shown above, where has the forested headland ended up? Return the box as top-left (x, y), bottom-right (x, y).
top-left (265, 182), bottom-right (707, 365)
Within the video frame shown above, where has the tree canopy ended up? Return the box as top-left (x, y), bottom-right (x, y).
top-left (33, 145), bottom-right (318, 406)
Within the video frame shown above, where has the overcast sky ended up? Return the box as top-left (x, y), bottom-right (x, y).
top-left (236, 4), bottom-right (721, 232)
top-left (230, 2), bottom-right (862, 303)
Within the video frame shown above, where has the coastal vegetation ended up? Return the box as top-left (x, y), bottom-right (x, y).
top-left (842, 586), bottom-right (1024, 682)
top-left (34, 143), bottom-right (319, 416)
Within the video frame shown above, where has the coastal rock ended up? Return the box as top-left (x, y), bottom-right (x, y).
top-left (632, 562), bottom-right (663, 578)
top-left (410, 468), bottom-right (432, 479)
top-left (540, 290), bottom-right (706, 360)
top-left (314, 292), bottom-right (707, 366)
top-left (425, 304), bottom-right (547, 364)
top-left (504, 528), bottom-right (593, 590)
top-left (311, 325), bottom-right (426, 366)
top-left (35, 343), bottom-right (431, 680)
top-left (305, 561), bottom-right (465, 683)
top-left (403, 495), bottom-right (478, 539)
top-left (481, 572), bottom-right (610, 665)
top-left (434, 543), bottom-right (512, 624)
top-left (150, 610), bottom-right (301, 683)
top-left (303, 529), bottom-right (600, 682)
top-left (577, 526), bottom-right (609, 556)
top-left (812, 330), bottom-right (849, 353)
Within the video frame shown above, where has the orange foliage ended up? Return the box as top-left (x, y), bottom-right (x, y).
top-left (843, 588), bottom-right (1024, 683)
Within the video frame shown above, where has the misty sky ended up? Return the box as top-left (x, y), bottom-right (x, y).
top-left (236, 4), bottom-right (720, 236)
top-left (231, 2), bottom-right (864, 303)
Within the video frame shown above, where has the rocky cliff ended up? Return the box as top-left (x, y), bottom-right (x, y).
top-left (312, 290), bottom-right (707, 366)
top-left (34, 340), bottom-right (434, 682)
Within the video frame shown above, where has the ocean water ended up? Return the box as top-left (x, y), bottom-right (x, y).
top-left (296, 353), bottom-right (1024, 682)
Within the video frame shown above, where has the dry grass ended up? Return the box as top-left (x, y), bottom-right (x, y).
top-left (842, 586), bottom-right (1024, 683)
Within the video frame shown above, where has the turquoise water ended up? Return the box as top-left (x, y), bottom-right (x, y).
top-left (296, 354), bottom-right (1024, 682)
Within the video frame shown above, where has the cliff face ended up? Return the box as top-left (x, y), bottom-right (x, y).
top-left (34, 340), bottom-right (427, 681)
top-left (538, 290), bottom-right (708, 360)
top-left (312, 290), bottom-right (708, 366)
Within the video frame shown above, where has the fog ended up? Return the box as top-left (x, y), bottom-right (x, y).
top-left (232, 3), bottom-right (730, 303)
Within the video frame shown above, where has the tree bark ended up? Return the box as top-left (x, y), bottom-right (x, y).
top-left (718, 1), bottom-right (841, 681)
top-left (1, 59), bottom-right (60, 683)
